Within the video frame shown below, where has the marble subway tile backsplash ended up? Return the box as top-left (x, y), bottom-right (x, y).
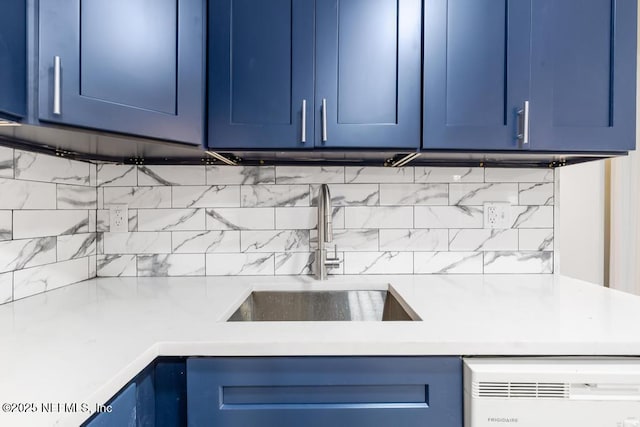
top-left (137, 254), bottom-right (205, 277)
top-left (95, 165), bottom-right (554, 277)
top-left (0, 211), bottom-right (12, 241)
top-left (103, 186), bottom-right (171, 208)
top-left (13, 210), bottom-right (90, 239)
top-left (13, 257), bottom-right (90, 300)
top-left (0, 148), bottom-right (557, 305)
top-left (0, 177), bottom-right (57, 209)
top-left (0, 149), bottom-right (14, 179)
top-left (14, 149), bottom-right (92, 186)
top-left (0, 147), bottom-right (94, 305)
top-left (205, 207), bottom-right (276, 230)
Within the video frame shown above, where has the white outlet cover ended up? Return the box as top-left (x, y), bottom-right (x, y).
top-left (483, 202), bottom-right (511, 229)
top-left (109, 204), bottom-right (129, 233)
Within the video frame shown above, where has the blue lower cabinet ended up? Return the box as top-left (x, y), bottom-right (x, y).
top-left (136, 365), bottom-right (155, 427)
top-left (83, 359), bottom-right (187, 427)
top-left (85, 383), bottom-right (136, 427)
top-left (186, 357), bottom-right (463, 427)
top-left (155, 360), bottom-right (188, 427)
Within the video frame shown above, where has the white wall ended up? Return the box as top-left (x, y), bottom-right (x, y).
top-left (607, 5), bottom-right (640, 294)
top-left (557, 161), bottom-right (605, 285)
top-left (609, 152), bottom-right (640, 294)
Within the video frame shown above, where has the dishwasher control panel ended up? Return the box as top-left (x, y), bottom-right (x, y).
top-left (464, 357), bottom-right (640, 427)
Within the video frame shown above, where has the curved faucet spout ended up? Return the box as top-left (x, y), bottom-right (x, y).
top-left (319, 184), bottom-right (332, 243)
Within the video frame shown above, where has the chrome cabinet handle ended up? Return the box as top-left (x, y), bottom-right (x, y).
top-left (53, 56), bottom-right (61, 115)
top-left (517, 100), bottom-right (530, 145)
top-left (321, 98), bottom-right (327, 142)
top-left (301, 99), bottom-right (307, 143)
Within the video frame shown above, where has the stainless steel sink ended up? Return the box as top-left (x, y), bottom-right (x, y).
top-left (227, 288), bottom-right (420, 322)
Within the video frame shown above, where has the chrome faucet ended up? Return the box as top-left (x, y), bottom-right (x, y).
top-left (315, 184), bottom-right (342, 280)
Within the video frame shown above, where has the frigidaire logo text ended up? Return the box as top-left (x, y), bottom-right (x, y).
top-left (488, 417), bottom-right (519, 423)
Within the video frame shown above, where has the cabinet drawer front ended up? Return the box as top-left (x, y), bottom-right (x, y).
top-left (187, 356), bottom-right (462, 427)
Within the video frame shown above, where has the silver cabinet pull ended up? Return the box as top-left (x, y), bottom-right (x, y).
top-left (517, 100), bottom-right (530, 145)
top-left (301, 99), bottom-right (307, 143)
top-left (321, 98), bottom-right (328, 142)
top-left (53, 56), bottom-right (61, 115)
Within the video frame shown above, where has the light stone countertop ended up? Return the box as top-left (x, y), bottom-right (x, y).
top-left (1, 274), bottom-right (639, 426)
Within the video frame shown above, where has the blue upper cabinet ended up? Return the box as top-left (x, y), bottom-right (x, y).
top-left (423, 0), bottom-right (636, 153)
top-left (423, 0), bottom-right (532, 150)
top-left (209, 0), bottom-right (314, 149)
top-left (315, 0), bottom-right (422, 149)
top-left (208, 0), bottom-right (421, 150)
top-left (0, 0), bottom-right (27, 120)
top-left (38, 0), bottom-right (205, 145)
top-left (83, 360), bottom-right (187, 427)
top-left (530, 0), bottom-right (637, 152)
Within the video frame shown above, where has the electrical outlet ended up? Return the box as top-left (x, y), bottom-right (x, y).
top-left (109, 204), bottom-right (128, 233)
top-left (484, 202), bottom-right (511, 229)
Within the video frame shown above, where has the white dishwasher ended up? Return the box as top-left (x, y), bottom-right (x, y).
top-left (464, 357), bottom-right (640, 427)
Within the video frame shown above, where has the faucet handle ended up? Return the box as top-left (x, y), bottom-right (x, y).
top-left (325, 245), bottom-right (342, 268)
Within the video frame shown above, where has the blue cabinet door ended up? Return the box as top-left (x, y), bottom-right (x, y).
top-left (0, 0), bottom-right (26, 120)
top-left (208, 0), bottom-right (315, 149)
top-left (423, 0), bottom-right (532, 150)
top-left (155, 359), bottom-right (188, 427)
top-left (530, 0), bottom-right (637, 152)
top-left (38, 0), bottom-right (205, 145)
top-left (187, 357), bottom-right (462, 427)
top-left (85, 383), bottom-right (136, 427)
top-left (315, 0), bottom-right (422, 149)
